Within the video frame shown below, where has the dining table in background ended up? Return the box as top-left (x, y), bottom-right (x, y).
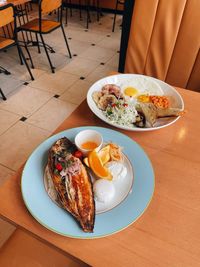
top-left (0, 86), bottom-right (199, 267)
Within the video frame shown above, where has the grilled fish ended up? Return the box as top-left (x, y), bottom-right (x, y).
top-left (48, 137), bottom-right (95, 232)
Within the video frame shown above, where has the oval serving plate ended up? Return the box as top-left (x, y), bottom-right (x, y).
top-left (87, 74), bottom-right (184, 131)
top-left (21, 126), bottom-right (155, 239)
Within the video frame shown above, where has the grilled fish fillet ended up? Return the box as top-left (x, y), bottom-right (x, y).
top-left (48, 137), bottom-right (95, 232)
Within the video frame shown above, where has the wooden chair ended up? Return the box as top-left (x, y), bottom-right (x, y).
top-left (112, 0), bottom-right (124, 32)
top-left (0, 3), bottom-right (34, 83)
top-left (19, 0), bottom-right (72, 73)
top-left (84, 0), bottom-right (101, 29)
top-left (63, 0), bottom-right (100, 29)
top-left (122, 0), bottom-right (200, 91)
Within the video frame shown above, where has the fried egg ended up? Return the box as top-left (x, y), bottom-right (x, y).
top-left (124, 87), bottom-right (139, 97)
top-left (122, 76), bottom-right (163, 100)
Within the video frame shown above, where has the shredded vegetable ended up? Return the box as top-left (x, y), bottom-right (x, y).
top-left (103, 100), bottom-right (138, 127)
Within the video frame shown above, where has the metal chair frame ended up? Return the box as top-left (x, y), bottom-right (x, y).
top-left (19, 0), bottom-right (72, 73)
top-left (63, 0), bottom-right (101, 29)
top-left (0, 88), bottom-right (7, 101)
top-left (112, 0), bottom-right (124, 32)
top-left (0, 4), bottom-right (34, 81)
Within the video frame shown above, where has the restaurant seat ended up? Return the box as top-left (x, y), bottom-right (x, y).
top-left (0, 229), bottom-right (88, 267)
top-left (20, 19), bottom-right (60, 33)
top-left (0, 3), bottom-right (34, 81)
top-left (123, 0), bottom-right (200, 92)
top-left (0, 36), bottom-right (15, 48)
top-left (19, 0), bottom-right (72, 73)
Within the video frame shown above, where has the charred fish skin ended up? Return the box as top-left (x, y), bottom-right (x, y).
top-left (48, 137), bottom-right (95, 233)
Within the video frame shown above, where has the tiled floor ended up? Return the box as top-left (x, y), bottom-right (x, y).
top-left (0, 4), bottom-right (122, 249)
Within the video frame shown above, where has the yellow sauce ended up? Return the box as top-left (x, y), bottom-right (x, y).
top-left (81, 141), bottom-right (98, 150)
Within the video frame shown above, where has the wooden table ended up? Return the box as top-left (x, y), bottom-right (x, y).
top-left (0, 87), bottom-right (200, 267)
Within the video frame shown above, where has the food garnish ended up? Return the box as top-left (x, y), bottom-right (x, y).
top-left (109, 143), bottom-right (123, 162)
top-left (88, 150), bottom-right (112, 180)
top-left (73, 150), bottom-right (83, 159)
top-left (84, 143), bottom-right (122, 168)
top-left (98, 145), bottom-right (110, 165)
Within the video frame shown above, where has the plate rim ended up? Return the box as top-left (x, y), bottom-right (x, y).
top-left (87, 74), bottom-right (184, 132)
top-left (21, 126), bottom-right (155, 239)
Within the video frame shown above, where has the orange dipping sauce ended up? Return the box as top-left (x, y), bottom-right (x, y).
top-left (81, 141), bottom-right (98, 150)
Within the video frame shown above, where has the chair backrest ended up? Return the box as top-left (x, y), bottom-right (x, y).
top-left (124, 0), bottom-right (200, 92)
top-left (0, 4), bottom-right (14, 28)
top-left (40, 0), bottom-right (62, 14)
top-left (0, 4), bottom-right (16, 40)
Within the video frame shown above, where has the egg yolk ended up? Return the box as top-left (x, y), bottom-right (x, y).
top-left (124, 87), bottom-right (139, 97)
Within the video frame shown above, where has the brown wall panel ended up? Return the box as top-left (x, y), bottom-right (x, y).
top-left (165, 0), bottom-right (200, 89)
top-left (187, 49), bottom-right (200, 92)
top-left (124, 0), bottom-right (200, 91)
top-left (125, 0), bottom-right (159, 74)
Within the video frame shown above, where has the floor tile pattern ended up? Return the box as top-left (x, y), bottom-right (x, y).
top-left (0, 3), bottom-right (122, 247)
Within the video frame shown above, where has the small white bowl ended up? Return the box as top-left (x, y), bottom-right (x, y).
top-left (74, 129), bottom-right (103, 156)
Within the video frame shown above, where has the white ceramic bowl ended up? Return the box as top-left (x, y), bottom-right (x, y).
top-left (74, 129), bottom-right (103, 156)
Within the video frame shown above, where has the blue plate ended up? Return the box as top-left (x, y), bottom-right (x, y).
top-left (21, 126), bottom-right (154, 239)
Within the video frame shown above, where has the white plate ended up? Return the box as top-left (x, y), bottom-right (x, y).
top-left (44, 154), bottom-right (134, 215)
top-left (87, 74), bottom-right (184, 131)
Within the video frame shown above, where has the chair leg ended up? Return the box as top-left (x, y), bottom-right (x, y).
top-left (61, 25), bottom-right (72, 58)
top-left (112, 0), bottom-right (119, 32)
top-left (86, 0), bottom-right (91, 29)
top-left (39, 34), bottom-right (55, 73)
top-left (0, 66), bottom-right (11, 75)
top-left (16, 44), bottom-right (23, 65)
top-left (35, 33), bottom-right (41, 54)
top-left (24, 43), bottom-right (35, 69)
top-left (96, 0), bottom-right (100, 21)
top-left (17, 43), bottom-right (34, 80)
top-left (79, 0), bottom-right (82, 19)
top-left (65, 5), bottom-right (68, 25)
top-left (69, 0), bottom-right (72, 17)
top-left (0, 88), bottom-right (7, 101)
